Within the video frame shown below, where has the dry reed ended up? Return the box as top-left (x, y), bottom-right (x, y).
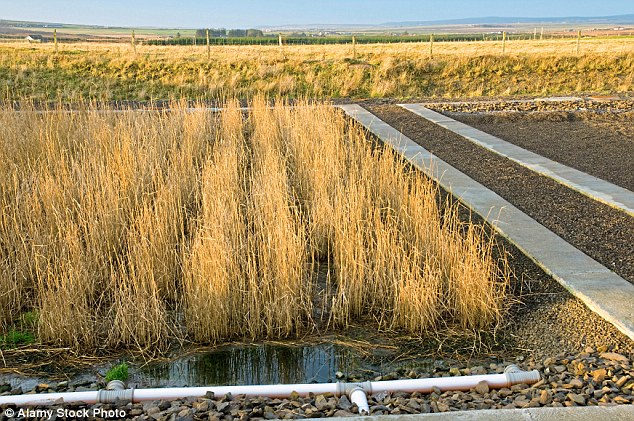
top-left (0, 100), bottom-right (508, 353)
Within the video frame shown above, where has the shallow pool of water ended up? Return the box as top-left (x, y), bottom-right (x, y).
top-left (2, 340), bottom-right (436, 389)
top-left (131, 343), bottom-right (361, 387)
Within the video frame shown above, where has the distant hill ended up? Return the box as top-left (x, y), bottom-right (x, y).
top-left (1, 13), bottom-right (633, 35)
top-left (381, 14), bottom-right (634, 27)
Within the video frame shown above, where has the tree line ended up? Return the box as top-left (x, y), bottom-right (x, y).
top-left (195, 28), bottom-right (266, 38)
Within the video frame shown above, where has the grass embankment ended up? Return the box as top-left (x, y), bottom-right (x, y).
top-left (0, 39), bottom-right (632, 101)
top-left (0, 101), bottom-right (508, 354)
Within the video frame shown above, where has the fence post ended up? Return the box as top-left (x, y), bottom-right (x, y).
top-left (352, 35), bottom-right (356, 59)
top-left (576, 29), bottom-right (581, 55)
top-left (533, 28), bottom-right (537, 40)
top-left (131, 30), bottom-right (136, 54)
top-left (429, 33), bottom-right (434, 58)
top-left (54, 28), bottom-right (58, 53)
top-left (540, 27), bottom-right (544, 40)
top-left (206, 29), bottom-right (210, 59)
top-left (502, 31), bottom-right (506, 54)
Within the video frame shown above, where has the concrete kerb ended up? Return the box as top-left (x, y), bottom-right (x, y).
top-left (326, 405), bottom-right (634, 421)
top-left (398, 104), bottom-right (634, 217)
top-left (338, 104), bottom-right (634, 341)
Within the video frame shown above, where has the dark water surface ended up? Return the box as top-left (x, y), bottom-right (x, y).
top-left (2, 340), bottom-right (436, 389)
top-left (132, 343), bottom-right (360, 387)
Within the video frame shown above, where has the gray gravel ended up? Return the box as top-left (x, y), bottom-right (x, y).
top-left (417, 99), bottom-right (634, 114)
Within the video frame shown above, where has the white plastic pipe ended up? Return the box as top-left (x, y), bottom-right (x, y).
top-left (369, 364), bottom-right (540, 395)
top-left (0, 364), bottom-right (539, 412)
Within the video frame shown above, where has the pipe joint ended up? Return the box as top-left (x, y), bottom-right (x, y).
top-left (106, 380), bottom-right (126, 391)
top-left (96, 381), bottom-right (134, 404)
top-left (336, 381), bottom-right (372, 396)
top-left (504, 364), bottom-right (541, 386)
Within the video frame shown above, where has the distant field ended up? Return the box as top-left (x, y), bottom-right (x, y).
top-left (0, 38), bottom-right (632, 101)
top-left (0, 25), bottom-right (196, 39)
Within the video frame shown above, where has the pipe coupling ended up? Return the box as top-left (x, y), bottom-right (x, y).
top-left (96, 381), bottom-right (134, 403)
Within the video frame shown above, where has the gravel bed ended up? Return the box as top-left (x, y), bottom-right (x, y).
top-left (366, 105), bottom-right (634, 284)
top-left (1, 349), bottom-right (632, 420)
top-left (415, 99), bottom-right (634, 114)
top-left (444, 111), bottom-right (634, 191)
top-left (350, 98), bottom-right (634, 113)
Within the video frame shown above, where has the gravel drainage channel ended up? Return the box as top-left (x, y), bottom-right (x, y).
top-left (438, 109), bottom-right (634, 192)
top-left (364, 105), bottom-right (634, 285)
top-left (399, 105), bottom-right (634, 216)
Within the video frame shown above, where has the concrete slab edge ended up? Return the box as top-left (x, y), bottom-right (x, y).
top-left (338, 104), bottom-right (634, 341)
top-left (398, 104), bottom-right (634, 217)
top-left (326, 405), bottom-right (634, 420)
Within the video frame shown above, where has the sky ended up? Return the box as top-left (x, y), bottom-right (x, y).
top-left (0, 0), bottom-right (632, 28)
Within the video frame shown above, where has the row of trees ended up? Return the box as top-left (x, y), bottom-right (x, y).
top-left (194, 28), bottom-right (265, 38)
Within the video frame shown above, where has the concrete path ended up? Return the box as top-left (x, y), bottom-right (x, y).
top-left (398, 104), bottom-right (634, 217)
top-left (339, 104), bottom-right (634, 341)
top-left (328, 405), bottom-right (634, 420)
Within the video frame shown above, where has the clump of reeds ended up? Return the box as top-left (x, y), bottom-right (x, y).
top-left (0, 99), bottom-right (508, 353)
top-left (0, 101), bottom-right (213, 351)
top-left (183, 101), bottom-right (249, 342)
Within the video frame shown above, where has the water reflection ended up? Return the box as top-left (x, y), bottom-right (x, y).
top-left (1, 342), bottom-right (442, 390)
top-left (132, 343), bottom-right (360, 387)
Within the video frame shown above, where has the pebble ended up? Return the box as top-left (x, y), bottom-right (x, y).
top-left (567, 393), bottom-right (586, 405)
top-left (615, 376), bottom-right (630, 388)
top-left (337, 395), bottom-right (352, 410)
top-left (333, 409), bottom-right (355, 417)
top-left (566, 378), bottom-right (584, 388)
top-left (436, 402), bottom-right (450, 412)
top-left (600, 352), bottom-right (628, 362)
top-left (474, 381), bottom-right (489, 395)
top-left (593, 369), bottom-right (608, 383)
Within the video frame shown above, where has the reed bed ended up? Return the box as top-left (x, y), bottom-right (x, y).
top-left (0, 101), bottom-right (508, 353)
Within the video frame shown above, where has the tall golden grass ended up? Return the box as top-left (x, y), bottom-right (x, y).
top-left (0, 100), bottom-right (508, 353)
top-left (0, 38), bottom-right (632, 101)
